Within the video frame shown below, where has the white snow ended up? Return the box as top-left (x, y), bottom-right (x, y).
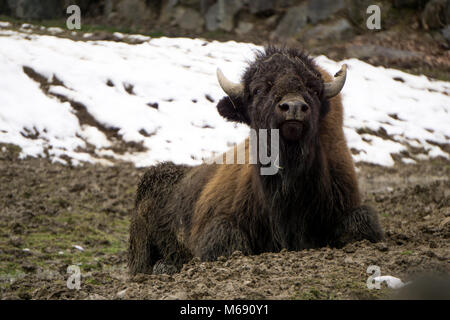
top-left (47, 27), bottom-right (64, 35)
top-left (0, 25), bottom-right (449, 167)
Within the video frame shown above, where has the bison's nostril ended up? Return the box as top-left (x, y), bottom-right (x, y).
top-left (301, 104), bottom-right (309, 113)
top-left (279, 103), bottom-right (289, 112)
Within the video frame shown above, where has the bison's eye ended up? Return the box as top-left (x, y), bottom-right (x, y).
top-left (252, 87), bottom-right (264, 96)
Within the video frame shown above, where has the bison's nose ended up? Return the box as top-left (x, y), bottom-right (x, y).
top-left (278, 100), bottom-right (310, 120)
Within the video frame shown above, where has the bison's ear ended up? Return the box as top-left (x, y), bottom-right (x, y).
top-left (216, 96), bottom-right (250, 125)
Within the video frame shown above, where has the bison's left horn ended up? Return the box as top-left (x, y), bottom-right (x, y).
top-left (216, 68), bottom-right (244, 98)
top-left (323, 64), bottom-right (347, 99)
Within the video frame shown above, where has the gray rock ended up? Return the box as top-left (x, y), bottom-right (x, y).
top-left (235, 21), bottom-right (254, 35)
top-left (9, 0), bottom-right (63, 19)
top-left (249, 0), bottom-right (277, 14)
top-left (205, 0), bottom-right (245, 32)
top-left (302, 18), bottom-right (354, 43)
top-left (346, 0), bottom-right (373, 26)
top-left (307, 0), bottom-right (345, 24)
top-left (272, 3), bottom-right (308, 39)
top-left (104, 0), bottom-right (114, 19)
top-left (173, 6), bottom-right (204, 31)
top-left (347, 45), bottom-right (424, 61)
top-left (159, 0), bottom-right (178, 23)
top-left (205, 2), bottom-right (220, 31)
top-left (116, 0), bottom-right (152, 24)
top-left (421, 0), bottom-right (448, 30)
top-left (265, 14), bottom-right (279, 28)
top-left (163, 291), bottom-right (189, 300)
top-left (276, 0), bottom-right (298, 8)
top-left (393, 0), bottom-right (427, 8)
top-left (442, 24), bottom-right (450, 42)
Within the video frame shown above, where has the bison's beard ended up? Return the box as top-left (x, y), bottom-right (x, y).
top-left (277, 126), bottom-right (318, 172)
top-left (280, 120), bottom-right (304, 141)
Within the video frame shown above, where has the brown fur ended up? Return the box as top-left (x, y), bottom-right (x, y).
top-left (128, 46), bottom-right (383, 275)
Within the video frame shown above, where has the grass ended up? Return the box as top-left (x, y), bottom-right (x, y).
top-left (0, 199), bottom-right (130, 289)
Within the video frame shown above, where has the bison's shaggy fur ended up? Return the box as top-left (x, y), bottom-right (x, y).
top-left (128, 46), bottom-right (383, 275)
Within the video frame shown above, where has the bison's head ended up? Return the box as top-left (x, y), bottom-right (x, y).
top-left (216, 47), bottom-right (346, 146)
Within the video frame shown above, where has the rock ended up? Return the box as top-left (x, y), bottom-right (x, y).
top-left (104, 0), bottom-right (115, 19)
top-left (205, 0), bottom-right (244, 32)
top-left (276, 0), bottom-right (298, 8)
top-left (344, 256), bottom-right (354, 264)
top-left (8, 236), bottom-right (23, 247)
top-left (131, 273), bottom-right (148, 283)
top-left (116, 288), bottom-right (128, 299)
top-left (346, 0), bottom-right (373, 26)
top-left (440, 216), bottom-right (450, 229)
top-left (163, 291), bottom-right (189, 300)
top-left (21, 263), bottom-right (37, 273)
top-left (444, 207), bottom-right (450, 217)
top-left (249, 0), bottom-right (277, 14)
top-left (159, 0), bottom-right (179, 23)
top-left (231, 250), bottom-right (243, 257)
top-left (235, 21), bottom-right (254, 35)
top-left (8, 0), bottom-right (63, 19)
top-left (376, 242), bottom-right (389, 252)
top-left (343, 244), bottom-right (356, 253)
top-left (393, 0), bottom-right (428, 8)
top-left (116, 0), bottom-right (153, 25)
top-left (264, 14), bottom-right (279, 28)
top-left (307, 0), bottom-right (345, 24)
top-left (173, 7), bottom-right (204, 31)
top-left (271, 3), bottom-right (308, 39)
top-left (87, 293), bottom-right (107, 300)
top-left (421, 0), bottom-right (448, 30)
top-left (302, 18), bottom-right (354, 44)
top-left (346, 44), bottom-right (423, 61)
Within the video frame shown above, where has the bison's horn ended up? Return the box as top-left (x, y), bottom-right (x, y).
top-left (323, 64), bottom-right (347, 99)
top-left (216, 68), bottom-right (244, 98)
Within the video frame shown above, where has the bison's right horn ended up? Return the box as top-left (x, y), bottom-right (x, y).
top-left (323, 64), bottom-right (347, 99)
top-left (216, 68), bottom-right (244, 98)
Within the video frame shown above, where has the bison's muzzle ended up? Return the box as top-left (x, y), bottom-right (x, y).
top-left (277, 94), bottom-right (310, 141)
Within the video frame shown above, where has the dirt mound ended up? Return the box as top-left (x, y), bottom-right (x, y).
top-left (0, 146), bottom-right (448, 300)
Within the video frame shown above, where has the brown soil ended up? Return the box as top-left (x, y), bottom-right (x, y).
top-left (0, 145), bottom-right (448, 300)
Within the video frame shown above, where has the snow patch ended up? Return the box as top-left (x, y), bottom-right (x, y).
top-left (0, 26), bottom-right (449, 167)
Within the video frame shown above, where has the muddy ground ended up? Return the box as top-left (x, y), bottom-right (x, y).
top-left (0, 144), bottom-right (448, 300)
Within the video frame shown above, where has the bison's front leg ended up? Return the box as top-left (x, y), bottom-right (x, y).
top-left (333, 205), bottom-right (384, 245)
top-left (192, 218), bottom-right (251, 262)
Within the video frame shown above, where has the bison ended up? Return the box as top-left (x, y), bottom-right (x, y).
top-left (128, 46), bottom-right (383, 275)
